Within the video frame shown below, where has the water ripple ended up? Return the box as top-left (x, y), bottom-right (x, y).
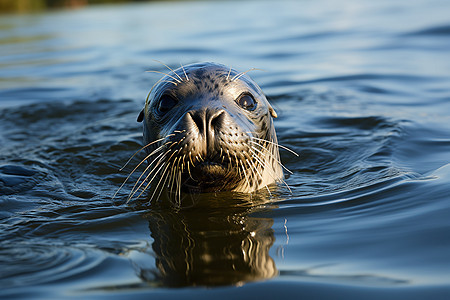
top-left (0, 241), bottom-right (105, 287)
top-left (404, 24), bottom-right (450, 36)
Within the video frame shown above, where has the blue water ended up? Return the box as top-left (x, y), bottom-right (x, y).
top-left (1, 0), bottom-right (450, 298)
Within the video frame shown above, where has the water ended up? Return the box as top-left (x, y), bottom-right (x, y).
top-left (1, 0), bottom-right (450, 298)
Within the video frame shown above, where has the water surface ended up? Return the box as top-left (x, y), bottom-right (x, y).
top-left (1, 0), bottom-right (450, 299)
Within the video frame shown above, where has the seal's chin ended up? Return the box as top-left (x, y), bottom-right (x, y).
top-left (182, 161), bottom-right (237, 193)
top-left (196, 162), bottom-right (226, 177)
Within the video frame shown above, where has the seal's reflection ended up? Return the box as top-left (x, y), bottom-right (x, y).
top-left (139, 193), bottom-right (278, 287)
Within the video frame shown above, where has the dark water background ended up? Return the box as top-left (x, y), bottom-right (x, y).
top-left (1, 0), bottom-right (450, 298)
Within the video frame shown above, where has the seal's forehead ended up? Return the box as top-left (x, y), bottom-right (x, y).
top-left (179, 63), bottom-right (263, 96)
top-left (148, 62), bottom-right (265, 104)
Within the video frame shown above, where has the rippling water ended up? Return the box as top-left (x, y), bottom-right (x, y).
top-left (1, 0), bottom-right (450, 298)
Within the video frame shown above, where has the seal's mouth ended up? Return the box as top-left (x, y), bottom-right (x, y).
top-left (181, 159), bottom-right (237, 192)
top-left (192, 162), bottom-right (228, 182)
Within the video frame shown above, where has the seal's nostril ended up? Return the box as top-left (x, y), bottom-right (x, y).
top-left (188, 109), bottom-right (225, 134)
top-left (210, 109), bottom-right (225, 129)
top-left (188, 111), bottom-right (205, 133)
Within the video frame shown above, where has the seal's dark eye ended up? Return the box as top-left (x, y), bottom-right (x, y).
top-left (158, 94), bottom-right (177, 113)
top-left (236, 93), bottom-right (257, 111)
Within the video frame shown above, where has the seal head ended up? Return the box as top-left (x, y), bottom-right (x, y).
top-left (138, 62), bottom-right (282, 197)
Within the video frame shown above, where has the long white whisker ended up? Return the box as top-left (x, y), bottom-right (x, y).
top-left (127, 150), bottom-right (167, 201)
top-left (159, 80), bottom-right (178, 86)
top-left (112, 140), bottom-right (172, 201)
top-left (249, 147), bottom-right (280, 186)
top-left (250, 142), bottom-right (293, 174)
top-left (226, 149), bottom-right (232, 172)
top-left (250, 147), bottom-right (292, 194)
top-left (157, 148), bottom-right (181, 189)
top-left (264, 139), bottom-right (293, 194)
top-left (180, 62), bottom-right (189, 81)
top-left (247, 158), bottom-right (272, 196)
top-left (177, 162), bottom-right (182, 206)
top-left (130, 153), bottom-right (169, 201)
top-left (148, 159), bottom-right (172, 202)
top-left (231, 68), bottom-right (264, 81)
top-left (187, 154), bottom-right (194, 181)
top-left (168, 156), bottom-right (179, 198)
top-left (152, 59), bottom-right (184, 82)
top-left (249, 137), bottom-right (299, 156)
top-left (180, 154), bottom-right (186, 174)
top-left (169, 155), bottom-right (182, 206)
top-left (156, 162), bottom-right (172, 203)
top-left (119, 136), bottom-right (174, 171)
top-left (249, 148), bottom-right (277, 179)
top-left (128, 143), bottom-right (168, 186)
top-left (145, 70), bottom-right (181, 84)
top-left (129, 141), bottom-right (184, 202)
top-left (233, 152), bottom-right (242, 180)
top-left (148, 146), bottom-right (183, 202)
top-left (226, 65), bottom-right (232, 81)
top-left (240, 162), bottom-right (251, 190)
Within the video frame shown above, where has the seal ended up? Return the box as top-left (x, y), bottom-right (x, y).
top-left (133, 62), bottom-right (284, 202)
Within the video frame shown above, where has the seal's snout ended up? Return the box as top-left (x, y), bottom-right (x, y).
top-left (186, 108), bottom-right (227, 154)
top-left (188, 108), bottom-right (225, 134)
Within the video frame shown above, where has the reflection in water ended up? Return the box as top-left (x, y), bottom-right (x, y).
top-left (136, 193), bottom-right (278, 287)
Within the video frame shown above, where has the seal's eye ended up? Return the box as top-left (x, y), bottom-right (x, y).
top-left (236, 93), bottom-right (257, 111)
top-left (157, 94), bottom-right (177, 113)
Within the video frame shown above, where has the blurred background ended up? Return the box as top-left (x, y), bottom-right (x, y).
top-left (0, 0), bottom-right (154, 13)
